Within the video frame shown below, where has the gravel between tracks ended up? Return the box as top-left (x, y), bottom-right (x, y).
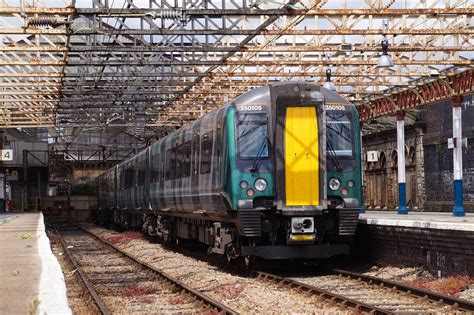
top-left (287, 274), bottom-right (460, 313)
top-left (362, 266), bottom-right (474, 302)
top-left (85, 225), bottom-right (349, 314)
top-left (60, 230), bottom-right (207, 314)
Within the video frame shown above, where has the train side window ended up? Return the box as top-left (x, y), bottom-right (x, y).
top-left (176, 146), bottom-right (183, 179)
top-left (192, 133), bottom-right (200, 175)
top-left (131, 166), bottom-right (135, 188)
top-left (201, 131), bottom-right (213, 174)
top-left (123, 167), bottom-right (128, 189)
top-left (161, 141), bottom-right (167, 181)
top-left (164, 149), bottom-right (170, 180)
top-left (167, 148), bottom-right (177, 180)
top-left (151, 152), bottom-right (160, 183)
top-left (161, 159), bottom-right (164, 182)
top-left (124, 165), bottom-right (134, 189)
top-left (180, 141), bottom-right (192, 178)
top-left (137, 159), bottom-right (146, 186)
top-left (214, 122), bottom-right (222, 171)
top-left (118, 169), bottom-right (123, 190)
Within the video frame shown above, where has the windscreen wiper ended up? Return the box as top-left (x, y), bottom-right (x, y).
top-left (250, 136), bottom-right (270, 173)
top-left (326, 137), bottom-right (343, 173)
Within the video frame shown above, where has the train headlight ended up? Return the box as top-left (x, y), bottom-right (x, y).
top-left (240, 181), bottom-right (248, 189)
top-left (328, 178), bottom-right (341, 191)
top-left (347, 180), bottom-right (355, 188)
top-left (254, 178), bottom-right (267, 191)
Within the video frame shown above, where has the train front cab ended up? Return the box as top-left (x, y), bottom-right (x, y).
top-left (230, 83), bottom-right (361, 260)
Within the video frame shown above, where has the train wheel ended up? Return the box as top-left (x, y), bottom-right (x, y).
top-left (244, 256), bottom-right (256, 269)
top-left (225, 244), bottom-right (238, 264)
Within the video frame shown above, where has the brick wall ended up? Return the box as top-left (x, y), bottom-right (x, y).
top-left (421, 95), bottom-right (474, 211)
top-left (362, 94), bottom-right (474, 212)
top-left (362, 126), bottom-right (424, 209)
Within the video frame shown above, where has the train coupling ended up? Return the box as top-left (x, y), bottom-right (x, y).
top-left (287, 217), bottom-right (316, 244)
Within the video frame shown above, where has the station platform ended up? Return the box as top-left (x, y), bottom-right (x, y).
top-left (359, 210), bottom-right (474, 231)
top-left (355, 211), bottom-right (474, 277)
top-left (0, 212), bottom-right (71, 315)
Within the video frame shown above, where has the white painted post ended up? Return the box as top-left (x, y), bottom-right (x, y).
top-left (360, 126), bottom-right (366, 214)
top-left (396, 111), bottom-right (408, 214)
top-left (452, 96), bottom-right (464, 216)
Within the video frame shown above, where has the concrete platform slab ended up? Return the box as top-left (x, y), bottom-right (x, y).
top-left (0, 212), bottom-right (71, 315)
top-left (359, 211), bottom-right (474, 232)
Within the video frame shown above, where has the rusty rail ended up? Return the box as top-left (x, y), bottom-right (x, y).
top-left (53, 225), bottom-right (111, 315)
top-left (334, 269), bottom-right (474, 313)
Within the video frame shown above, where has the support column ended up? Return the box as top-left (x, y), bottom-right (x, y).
top-left (452, 96), bottom-right (464, 217)
top-left (360, 123), bottom-right (366, 214)
top-left (396, 111), bottom-right (408, 215)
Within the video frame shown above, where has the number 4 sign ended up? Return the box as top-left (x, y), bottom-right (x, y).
top-left (1, 149), bottom-right (13, 161)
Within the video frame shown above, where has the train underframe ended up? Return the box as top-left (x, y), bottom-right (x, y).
top-left (93, 206), bottom-right (358, 263)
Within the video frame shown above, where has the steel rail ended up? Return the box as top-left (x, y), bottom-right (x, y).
top-left (334, 269), bottom-right (474, 312)
top-left (52, 226), bottom-right (111, 315)
top-left (75, 225), bottom-right (239, 315)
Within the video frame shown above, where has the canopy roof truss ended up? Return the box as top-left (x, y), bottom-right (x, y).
top-left (0, 0), bottom-right (472, 143)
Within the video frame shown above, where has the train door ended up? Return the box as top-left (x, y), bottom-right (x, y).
top-left (272, 84), bottom-right (326, 212)
top-left (284, 106), bottom-right (320, 206)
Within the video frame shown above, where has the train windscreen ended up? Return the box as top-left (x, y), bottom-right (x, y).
top-left (236, 113), bottom-right (269, 159)
top-left (326, 111), bottom-right (353, 157)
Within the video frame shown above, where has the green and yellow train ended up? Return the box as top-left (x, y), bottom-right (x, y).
top-left (94, 82), bottom-right (363, 264)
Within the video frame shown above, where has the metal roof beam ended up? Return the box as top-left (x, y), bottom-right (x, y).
top-left (67, 28), bottom-right (474, 36)
top-left (75, 8), bottom-right (473, 16)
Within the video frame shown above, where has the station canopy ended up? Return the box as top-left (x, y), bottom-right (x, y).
top-left (0, 0), bottom-right (472, 147)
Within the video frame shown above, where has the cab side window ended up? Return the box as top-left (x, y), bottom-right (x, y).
top-left (192, 132), bottom-right (200, 175)
top-left (201, 131), bottom-right (213, 174)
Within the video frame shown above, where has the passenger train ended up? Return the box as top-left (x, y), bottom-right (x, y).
top-left (94, 82), bottom-right (362, 265)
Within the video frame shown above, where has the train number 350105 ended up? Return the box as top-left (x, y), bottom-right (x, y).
top-left (239, 105), bottom-right (263, 111)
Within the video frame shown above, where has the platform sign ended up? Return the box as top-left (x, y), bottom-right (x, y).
top-left (367, 150), bottom-right (379, 162)
top-left (1, 149), bottom-right (13, 161)
top-left (448, 137), bottom-right (468, 149)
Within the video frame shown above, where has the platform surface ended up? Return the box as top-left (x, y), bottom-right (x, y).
top-left (0, 212), bottom-right (71, 315)
top-left (359, 211), bottom-right (474, 232)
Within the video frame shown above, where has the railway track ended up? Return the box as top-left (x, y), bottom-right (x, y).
top-left (334, 269), bottom-right (474, 312)
top-left (80, 225), bottom-right (474, 314)
top-left (283, 269), bottom-right (474, 314)
top-left (165, 241), bottom-right (474, 314)
top-left (53, 225), bottom-right (237, 315)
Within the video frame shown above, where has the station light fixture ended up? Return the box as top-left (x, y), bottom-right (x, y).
top-left (377, 36), bottom-right (394, 68)
top-left (323, 68), bottom-right (336, 91)
top-left (430, 69), bottom-right (440, 78)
